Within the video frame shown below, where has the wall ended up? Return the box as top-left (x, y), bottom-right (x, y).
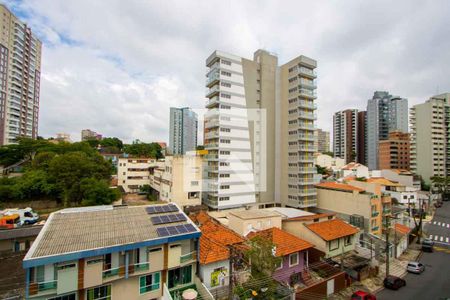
top-left (228, 214), bottom-right (282, 236)
top-left (199, 260), bottom-right (229, 289)
top-left (316, 188), bottom-right (371, 219)
top-left (273, 251), bottom-right (306, 285)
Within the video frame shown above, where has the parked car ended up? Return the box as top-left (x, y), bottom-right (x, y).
top-left (351, 290), bottom-right (376, 300)
top-left (0, 214), bottom-right (21, 229)
top-left (422, 239), bottom-right (434, 252)
top-left (383, 275), bottom-right (406, 290)
top-left (407, 261), bottom-right (425, 274)
top-left (3, 207), bottom-right (39, 225)
top-left (434, 201), bottom-right (443, 208)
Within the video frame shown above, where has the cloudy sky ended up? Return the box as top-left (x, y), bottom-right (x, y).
top-left (5, 0), bottom-right (450, 143)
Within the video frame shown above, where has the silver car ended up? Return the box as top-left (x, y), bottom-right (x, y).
top-left (407, 261), bottom-right (425, 274)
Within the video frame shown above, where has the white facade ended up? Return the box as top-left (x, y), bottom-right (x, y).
top-left (204, 51), bottom-right (257, 209)
top-left (315, 154), bottom-right (345, 170)
top-left (199, 260), bottom-right (229, 290)
top-left (118, 157), bottom-right (156, 193)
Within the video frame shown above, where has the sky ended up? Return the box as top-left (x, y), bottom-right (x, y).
top-left (4, 0), bottom-right (450, 143)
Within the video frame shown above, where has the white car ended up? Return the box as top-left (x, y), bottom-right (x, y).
top-left (406, 261), bottom-right (425, 274)
top-left (4, 207), bottom-right (39, 225)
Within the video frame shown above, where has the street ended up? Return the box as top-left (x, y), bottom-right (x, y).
top-left (377, 201), bottom-right (450, 300)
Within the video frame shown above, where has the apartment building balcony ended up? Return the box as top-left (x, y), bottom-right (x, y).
top-left (205, 85), bottom-right (220, 98)
top-left (298, 112), bottom-right (317, 120)
top-left (298, 67), bottom-right (317, 79)
top-left (298, 123), bottom-right (316, 131)
top-left (298, 178), bottom-right (317, 185)
top-left (298, 155), bottom-right (315, 162)
top-left (206, 70), bottom-right (220, 88)
top-left (371, 211), bottom-right (379, 217)
top-left (204, 154), bottom-right (219, 160)
top-left (204, 130), bottom-right (219, 139)
top-left (298, 166), bottom-right (316, 173)
top-left (298, 145), bottom-right (316, 152)
top-left (298, 100), bottom-right (317, 110)
top-left (298, 134), bottom-right (315, 142)
top-left (204, 142), bottom-right (219, 149)
top-left (298, 79), bottom-right (316, 89)
top-left (180, 251), bottom-right (197, 265)
top-left (299, 89), bottom-right (317, 99)
top-left (205, 165), bottom-right (219, 172)
top-left (205, 108), bottom-right (219, 118)
top-left (298, 189), bottom-right (317, 196)
top-left (205, 96), bottom-right (220, 108)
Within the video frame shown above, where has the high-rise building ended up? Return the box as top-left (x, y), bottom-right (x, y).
top-left (169, 107), bottom-right (198, 155)
top-left (81, 129), bottom-right (102, 141)
top-left (203, 49), bottom-right (318, 210)
top-left (410, 93), bottom-right (450, 183)
top-left (315, 128), bottom-right (330, 153)
top-left (333, 109), bottom-right (358, 163)
top-left (366, 91), bottom-right (408, 170)
top-left (357, 111), bottom-right (367, 165)
top-left (0, 5), bottom-right (42, 145)
top-left (378, 131), bottom-right (410, 170)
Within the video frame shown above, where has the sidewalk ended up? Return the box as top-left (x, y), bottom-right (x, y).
top-left (329, 247), bottom-right (421, 299)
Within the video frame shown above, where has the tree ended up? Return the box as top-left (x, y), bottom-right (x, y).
top-left (100, 137), bottom-right (123, 150)
top-left (80, 178), bottom-right (120, 206)
top-left (196, 145), bottom-right (205, 150)
top-left (124, 141), bottom-right (163, 159)
top-left (316, 165), bottom-right (328, 175)
top-left (48, 152), bottom-right (112, 205)
top-left (323, 151), bottom-right (334, 157)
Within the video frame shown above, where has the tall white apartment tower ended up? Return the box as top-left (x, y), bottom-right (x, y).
top-left (203, 49), bottom-right (318, 210)
top-left (0, 4), bottom-right (42, 145)
top-left (410, 93), bottom-right (450, 183)
top-left (169, 107), bottom-right (198, 155)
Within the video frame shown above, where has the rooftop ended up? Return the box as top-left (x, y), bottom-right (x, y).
top-left (247, 227), bottom-right (313, 256)
top-left (284, 213), bottom-right (335, 222)
top-left (342, 162), bottom-right (366, 170)
top-left (229, 210), bottom-right (281, 220)
top-left (262, 207), bottom-right (314, 219)
top-left (395, 223), bottom-right (412, 235)
top-left (24, 204), bottom-right (200, 267)
top-left (306, 219), bottom-right (359, 241)
top-left (0, 225), bottom-right (43, 240)
top-left (367, 177), bottom-right (402, 187)
top-left (316, 182), bottom-right (365, 193)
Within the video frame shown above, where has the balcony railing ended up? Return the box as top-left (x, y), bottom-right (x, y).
top-left (134, 262), bottom-right (150, 272)
top-left (371, 226), bottom-right (379, 231)
top-left (37, 280), bottom-right (57, 292)
top-left (371, 211), bottom-right (379, 217)
top-left (140, 282), bottom-right (160, 294)
top-left (103, 267), bottom-right (120, 278)
top-left (180, 251), bottom-right (197, 264)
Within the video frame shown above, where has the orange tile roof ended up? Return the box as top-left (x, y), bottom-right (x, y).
top-left (247, 227), bottom-right (313, 257)
top-left (316, 182), bottom-right (365, 192)
top-left (189, 210), bottom-right (211, 225)
top-left (199, 235), bottom-right (229, 265)
top-left (306, 219), bottom-right (359, 241)
top-left (342, 162), bottom-right (364, 170)
top-left (394, 223), bottom-right (412, 235)
top-left (285, 213), bottom-right (336, 222)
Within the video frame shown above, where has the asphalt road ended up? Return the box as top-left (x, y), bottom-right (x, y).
top-left (377, 201), bottom-right (450, 300)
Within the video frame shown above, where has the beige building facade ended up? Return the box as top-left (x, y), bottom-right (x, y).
top-left (227, 210), bottom-right (282, 236)
top-left (118, 157), bottom-right (156, 193)
top-left (410, 93), bottom-right (450, 183)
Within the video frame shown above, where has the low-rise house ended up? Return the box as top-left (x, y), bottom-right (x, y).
top-left (282, 215), bottom-right (359, 259)
top-left (247, 227), bottom-right (314, 286)
top-left (338, 163), bottom-right (369, 179)
top-left (118, 157), bottom-right (156, 193)
top-left (0, 225), bottom-right (42, 253)
top-left (393, 223), bottom-right (412, 258)
top-left (366, 177), bottom-right (418, 206)
top-left (315, 154), bottom-right (345, 170)
top-left (380, 169), bottom-right (420, 190)
top-left (228, 210), bottom-right (282, 236)
top-left (315, 182), bottom-right (384, 236)
top-left (150, 155), bottom-right (203, 209)
top-left (23, 204), bottom-right (204, 300)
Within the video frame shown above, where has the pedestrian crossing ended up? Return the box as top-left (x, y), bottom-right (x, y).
top-left (431, 221), bottom-right (450, 228)
top-left (428, 234), bottom-right (450, 243)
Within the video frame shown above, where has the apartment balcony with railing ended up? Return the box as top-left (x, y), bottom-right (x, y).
top-left (206, 69), bottom-right (220, 88)
top-left (299, 89), bottom-right (317, 99)
top-left (298, 100), bottom-right (317, 110)
top-left (205, 96), bottom-right (220, 108)
top-left (205, 84), bottom-right (220, 98)
top-left (299, 67), bottom-right (317, 78)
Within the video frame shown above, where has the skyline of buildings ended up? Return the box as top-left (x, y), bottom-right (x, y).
top-left (378, 130), bottom-right (410, 171)
top-left (169, 107), bottom-right (198, 155)
top-left (0, 4), bottom-right (42, 146)
top-left (315, 128), bottom-right (330, 154)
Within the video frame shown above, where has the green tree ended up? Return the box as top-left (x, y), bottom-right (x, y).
top-left (100, 137), bottom-right (123, 150)
top-left (196, 145), bottom-right (205, 150)
top-left (316, 165), bottom-right (328, 175)
top-left (32, 152), bottom-right (57, 171)
top-left (80, 178), bottom-right (120, 206)
top-left (124, 141), bottom-right (163, 159)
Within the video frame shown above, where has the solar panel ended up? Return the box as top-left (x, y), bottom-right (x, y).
top-left (176, 225), bottom-right (188, 233)
top-left (146, 207), bottom-right (156, 214)
top-left (168, 226), bottom-right (178, 235)
top-left (161, 215), bottom-right (170, 223)
top-left (151, 213), bottom-right (187, 225)
top-left (156, 227), bottom-right (170, 237)
top-left (155, 223), bottom-right (198, 237)
top-left (146, 205), bottom-right (179, 215)
top-left (184, 223), bottom-right (196, 232)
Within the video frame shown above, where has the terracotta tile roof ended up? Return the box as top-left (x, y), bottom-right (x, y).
top-left (367, 177), bottom-right (402, 187)
top-left (284, 213), bottom-right (335, 222)
top-left (316, 182), bottom-right (365, 192)
top-left (342, 162), bottom-right (364, 170)
top-left (247, 227), bottom-right (313, 257)
top-left (306, 219), bottom-right (359, 241)
top-left (395, 223), bottom-right (412, 235)
top-left (192, 212), bottom-right (246, 265)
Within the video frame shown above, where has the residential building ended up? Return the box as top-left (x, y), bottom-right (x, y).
top-left (227, 210), bottom-right (282, 236)
top-left (378, 131), bottom-right (410, 170)
top-left (315, 128), bottom-right (330, 153)
top-left (169, 107), bottom-right (198, 155)
top-left (0, 225), bottom-right (42, 253)
top-left (23, 204), bottom-right (202, 300)
top-left (333, 109), bottom-right (358, 164)
top-left (191, 211), bottom-right (246, 293)
top-left (150, 155), bottom-right (203, 209)
top-left (280, 54), bottom-right (318, 208)
top-left (0, 4), bottom-right (42, 145)
top-left (118, 157), bottom-right (156, 193)
top-left (366, 91), bottom-right (408, 170)
top-left (81, 129), bottom-right (102, 141)
top-left (55, 133), bottom-right (71, 143)
top-left (282, 215), bottom-right (359, 258)
top-left (247, 227), bottom-right (313, 286)
top-left (339, 162), bottom-right (369, 179)
top-left (204, 49), bottom-right (319, 210)
top-left (410, 93), bottom-right (450, 183)
top-left (365, 177), bottom-right (417, 206)
top-left (314, 154), bottom-right (345, 170)
top-left (315, 182), bottom-right (385, 236)
top-left (357, 111), bottom-right (367, 165)
top-left (380, 169), bottom-right (420, 190)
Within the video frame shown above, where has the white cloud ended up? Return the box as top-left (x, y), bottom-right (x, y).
top-left (5, 0), bottom-right (450, 142)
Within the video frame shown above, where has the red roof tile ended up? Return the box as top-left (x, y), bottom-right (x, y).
top-left (247, 227), bottom-right (313, 257)
top-left (395, 223), bottom-right (412, 235)
top-left (306, 219), bottom-right (359, 241)
top-left (316, 182), bottom-right (365, 192)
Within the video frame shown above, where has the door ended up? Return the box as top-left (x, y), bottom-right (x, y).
top-left (326, 278), bottom-right (335, 296)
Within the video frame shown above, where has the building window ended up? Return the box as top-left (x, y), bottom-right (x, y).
top-left (275, 259), bottom-right (283, 270)
top-left (329, 239), bottom-right (339, 251)
top-left (344, 236), bottom-right (352, 246)
top-left (139, 272), bottom-right (161, 294)
top-left (168, 265), bottom-right (192, 288)
top-left (289, 253), bottom-right (299, 267)
top-left (86, 285), bottom-right (111, 300)
top-left (48, 294), bottom-right (76, 300)
top-left (221, 71), bottom-right (231, 77)
top-left (221, 59), bottom-right (231, 65)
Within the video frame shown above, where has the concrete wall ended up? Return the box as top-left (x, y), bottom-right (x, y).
top-left (228, 214), bottom-right (282, 236)
top-left (199, 260), bottom-right (229, 289)
top-left (273, 251), bottom-right (306, 284)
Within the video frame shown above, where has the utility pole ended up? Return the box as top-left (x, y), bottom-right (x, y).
top-left (228, 245), bottom-right (234, 300)
top-left (384, 215), bottom-right (390, 277)
top-left (417, 196), bottom-right (424, 244)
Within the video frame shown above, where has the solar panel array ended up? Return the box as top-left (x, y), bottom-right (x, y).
top-left (151, 213), bottom-right (187, 225)
top-left (156, 224), bottom-right (197, 237)
top-left (145, 204), bottom-right (178, 214)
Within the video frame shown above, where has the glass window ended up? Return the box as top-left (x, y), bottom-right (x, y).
top-left (86, 285), bottom-right (111, 300)
top-left (48, 294), bottom-right (76, 300)
top-left (168, 265), bottom-right (192, 288)
top-left (289, 253), bottom-right (299, 267)
top-left (329, 239), bottom-right (339, 251)
top-left (139, 272), bottom-right (160, 294)
top-left (344, 236), bottom-right (352, 246)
